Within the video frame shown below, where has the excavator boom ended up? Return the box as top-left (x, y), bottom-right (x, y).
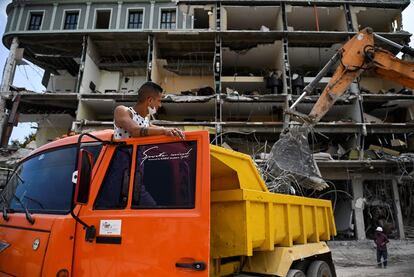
top-left (373, 49), bottom-right (414, 89)
top-left (309, 28), bottom-right (414, 123)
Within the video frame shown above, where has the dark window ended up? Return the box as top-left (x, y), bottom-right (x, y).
top-left (95, 10), bottom-right (111, 29)
top-left (0, 144), bottom-right (102, 214)
top-left (64, 11), bottom-right (79, 30)
top-left (128, 10), bottom-right (143, 29)
top-left (132, 141), bottom-right (197, 209)
top-left (194, 8), bottom-right (209, 29)
top-left (28, 13), bottom-right (43, 30)
top-left (94, 146), bottom-right (133, 210)
top-left (160, 9), bottom-right (176, 29)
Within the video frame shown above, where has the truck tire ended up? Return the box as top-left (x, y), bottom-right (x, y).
top-left (307, 261), bottom-right (332, 277)
top-left (286, 269), bottom-right (306, 277)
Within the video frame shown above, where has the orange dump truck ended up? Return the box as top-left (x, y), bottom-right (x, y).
top-left (0, 130), bottom-right (336, 277)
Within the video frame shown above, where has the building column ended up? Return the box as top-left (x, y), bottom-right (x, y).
top-left (116, 1), bottom-right (123, 29)
top-left (49, 3), bottom-right (58, 30)
top-left (149, 1), bottom-right (155, 29)
top-left (352, 177), bottom-right (366, 240)
top-left (76, 35), bottom-right (88, 93)
top-left (1, 37), bottom-right (19, 92)
top-left (16, 4), bottom-right (25, 31)
top-left (9, 5), bottom-right (18, 32)
top-left (84, 2), bottom-right (92, 29)
top-left (182, 13), bottom-right (187, 29)
top-left (0, 37), bottom-right (19, 147)
top-left (392, 179), bottom-right (405, 239)
top-left (146, 34), bottom-right (153, 81)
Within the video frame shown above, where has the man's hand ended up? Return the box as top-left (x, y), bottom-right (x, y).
top-left (164, 128), bottom-right (185, 140)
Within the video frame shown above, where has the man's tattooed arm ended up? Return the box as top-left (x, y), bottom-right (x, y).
top-left (139, 127), bottom-right (149, 136)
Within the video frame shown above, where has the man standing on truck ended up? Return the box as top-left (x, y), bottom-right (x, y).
top-left (113, 81), bottom-right (184, 139)
top-left (113, 81), bottom-right (184, 206)
top-left (374, 226), bottom-right (389, 269)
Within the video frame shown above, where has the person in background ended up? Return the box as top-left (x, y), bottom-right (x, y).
top-left (113, 81), bottom-right (184, 139)
top-left (374, 226), bottom-right (389, 268)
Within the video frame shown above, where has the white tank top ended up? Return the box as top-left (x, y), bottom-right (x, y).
top-left (114, 107), bottom-right (149, 139)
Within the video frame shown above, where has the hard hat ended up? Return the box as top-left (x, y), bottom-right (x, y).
top-left (376, 227), bottom-right (383, 232)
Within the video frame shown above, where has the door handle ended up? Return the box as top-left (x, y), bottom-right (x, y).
top-left (175, 261), bottom-right (206, 271)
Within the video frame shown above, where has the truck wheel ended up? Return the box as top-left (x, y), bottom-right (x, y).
top-left (307, 261), bottom-right (332, 277)
top-left (286, 269), bottom-right (306, 277)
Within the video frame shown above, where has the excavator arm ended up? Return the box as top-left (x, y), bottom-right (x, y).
top-left (267, 28), bottom-right (414, 191)
top-left (308, 28), bottom-right (414, 123)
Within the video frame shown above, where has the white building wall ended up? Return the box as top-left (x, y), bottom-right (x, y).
top-left (46, 70), bottom-right (77, 92)
top-left (98, 70), bottom-right (121, 92)
top-left (119, 75), bottom-right (147, 93)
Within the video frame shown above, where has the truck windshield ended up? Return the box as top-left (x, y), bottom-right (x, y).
top-left (0, 144), bottom-right (102, 214)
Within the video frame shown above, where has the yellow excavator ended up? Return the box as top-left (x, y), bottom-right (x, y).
top-left (268, 27), bottom-right (414, 191)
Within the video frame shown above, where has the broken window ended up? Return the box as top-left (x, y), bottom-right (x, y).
top-left (359, 77), bottom-right (404, 95)
top-left (286, 5), bottom-right (347, 31)
top-left (295, 97), bottom-right (361, 123)
top-left (194, 8), bottom-right (209, 29)
top-left (28, 12), bottom-right (43, 30)
top-left (221, 41), bottom-right (284, 95)
top-left (64, 11), bottom-right (79, 30)
top-left (150, 33), bottom-right (215, 95)
top-left (363, 96), bottom-right (414, 124)
top-left (352, 7), bottom-right (402, 32)
top-left (128, 10), bottom-right (143, 29)
top-left (288, 45), bottom-right (341, 84)
top-left (160, 9), bottom-right (176, 29)
top-left (223, 6), bottom-right (282, 31)
top-left (95, 10), bottom-right (111, 29)
top-left (222, 101), bottom-right (284, 122)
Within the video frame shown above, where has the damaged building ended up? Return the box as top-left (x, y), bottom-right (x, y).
top-left (1, 0), bottom-right (413, 240)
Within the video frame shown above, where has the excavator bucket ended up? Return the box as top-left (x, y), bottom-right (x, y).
top-left (266, 126), bottom-right (328, 191)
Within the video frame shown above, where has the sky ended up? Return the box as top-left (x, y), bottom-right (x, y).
top-left (0, 0), bottom-right (413, 144)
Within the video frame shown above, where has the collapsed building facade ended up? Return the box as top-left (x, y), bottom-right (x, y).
top-left (1, 0), bottom-right (413, 240)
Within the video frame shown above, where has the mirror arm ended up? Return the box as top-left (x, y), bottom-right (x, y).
top-left (70, 208), bottom-right (96, 241)
top-left (69, 132), bottom-right (107, 242)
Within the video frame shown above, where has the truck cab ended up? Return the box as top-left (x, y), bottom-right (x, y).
top-left (0, 130), bottom-right (336, 277)
top-left (0, 130), bottom-right (211, 276)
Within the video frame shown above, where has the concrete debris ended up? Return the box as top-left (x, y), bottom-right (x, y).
top-left (225, 94), bottom-right (254, 101)
top-left (181, 86), bottom-right (215, 96)
top-left (313, 152), bottom-right (334, 161)
top-left (364, 113), bottom-right (383, 123)
top-left (369, 144), bottom-right (400, 157)
top-left (391, 139), bottom-right (406, 148)
top-left (0, 141), bottom-right (37, 166)
top-left (163, 94), bottom-right (214, 102)
top-left (260, 25), bottom-right (270, 32)
top-left (225, 87), bottom-right (239, 96)
top-left (265, 126), bottom-right (328, 191)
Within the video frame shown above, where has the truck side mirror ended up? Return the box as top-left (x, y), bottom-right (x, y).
top-left (74, 149), bottom-right (93, 205)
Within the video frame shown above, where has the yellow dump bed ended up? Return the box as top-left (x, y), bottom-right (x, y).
top-left (210, 145), bottom-right (337, 259)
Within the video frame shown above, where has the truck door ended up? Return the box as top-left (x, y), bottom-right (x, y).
top-left (0, 143), bottom-right (102, 277)
top-left (72, 131), bottom-right (210, 276)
